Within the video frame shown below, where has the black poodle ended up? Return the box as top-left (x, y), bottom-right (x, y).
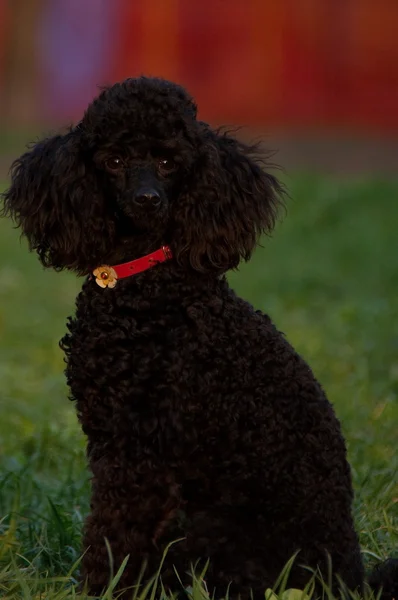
top-left (2, 77), bottom-right (396, 599)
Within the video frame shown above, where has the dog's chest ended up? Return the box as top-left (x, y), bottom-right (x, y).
top-left (64, 300), bottom-right (245, 412)
top-left (63, 298), bottom-right (255, 465)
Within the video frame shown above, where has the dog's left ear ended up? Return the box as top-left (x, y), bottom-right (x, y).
top-left (173, 128), bottom-right (285, 273)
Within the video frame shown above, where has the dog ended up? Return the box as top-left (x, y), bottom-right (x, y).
top-left (2, 77), bottom-right (396, 599)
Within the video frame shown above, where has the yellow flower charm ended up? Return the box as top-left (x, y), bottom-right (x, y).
top-left (93, 266), bottom-right (118, 288)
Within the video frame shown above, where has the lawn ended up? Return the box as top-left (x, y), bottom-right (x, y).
top-left (0, 174), bottom-right (397, 598)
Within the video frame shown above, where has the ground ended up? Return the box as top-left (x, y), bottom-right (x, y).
top-left (0, 174), bottom-right (397, 599)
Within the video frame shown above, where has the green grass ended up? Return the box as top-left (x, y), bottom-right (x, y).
top-left (0, 174), bottom-right (397, 598)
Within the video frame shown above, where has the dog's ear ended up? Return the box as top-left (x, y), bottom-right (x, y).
top-left (1, 131), bottom-right (115, 273)
top-left (173, 128), bottom-right (285, 273)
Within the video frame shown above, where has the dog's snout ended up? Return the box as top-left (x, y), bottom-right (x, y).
top-left (133, 189), bottom-right (161, 208)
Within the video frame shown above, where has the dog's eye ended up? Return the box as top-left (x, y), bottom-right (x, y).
top-left (158, 158), bottom-right (177, 174)
top-left (104, 157), bottom-right (124, 172)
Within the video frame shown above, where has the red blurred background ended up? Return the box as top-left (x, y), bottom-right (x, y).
top-left (0, 0), bottom-right (397, 172)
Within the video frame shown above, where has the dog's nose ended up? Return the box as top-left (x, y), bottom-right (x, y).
top-left (133, 189), bottom-right (161, 208)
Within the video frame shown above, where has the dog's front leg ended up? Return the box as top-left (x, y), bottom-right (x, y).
top-left (81, 455), bottom-right (181, 598)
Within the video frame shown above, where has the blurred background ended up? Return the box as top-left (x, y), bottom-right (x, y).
top-left (0, 0), bottom-right (397, 176)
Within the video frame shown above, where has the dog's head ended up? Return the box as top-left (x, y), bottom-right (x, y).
top-left (2, 77), bottom-right (284, 275)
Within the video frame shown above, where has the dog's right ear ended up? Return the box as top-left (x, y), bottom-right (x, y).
top-left (1, 131), bottom-right (115, 273)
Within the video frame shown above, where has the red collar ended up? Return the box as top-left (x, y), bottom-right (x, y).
top-left (93, 246), bottom-right (172, 288)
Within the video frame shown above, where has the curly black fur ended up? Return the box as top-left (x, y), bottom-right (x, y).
top-left (1, 77), bottom-right (395, 599)
top-left (368, 559), bottom-right (398, 600)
